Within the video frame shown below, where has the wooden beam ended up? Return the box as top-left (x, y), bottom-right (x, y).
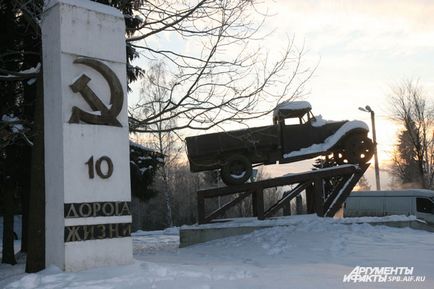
top-left (203, 191), bottom-right (252, 223)
top-left (324, 163), bottom-right (369, 217)
top-left (198, 165), bottom-right (359, 198)
top-left (264, 182), bottom-right (308, 218)
top-left (323, 175), bottom-right (351, 210)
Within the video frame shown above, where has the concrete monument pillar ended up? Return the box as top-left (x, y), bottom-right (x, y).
top-left (42, 0), bottom-right (132, 271)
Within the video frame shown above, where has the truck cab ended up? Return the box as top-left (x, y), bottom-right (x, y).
top-left (272, 101), bottom-right (315, 126)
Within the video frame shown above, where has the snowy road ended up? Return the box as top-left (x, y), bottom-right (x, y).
top-left (2, 216), bottom-right (434, 289)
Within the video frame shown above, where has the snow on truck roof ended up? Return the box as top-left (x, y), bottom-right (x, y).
top-left (273, 101), bottom-right (312, 119)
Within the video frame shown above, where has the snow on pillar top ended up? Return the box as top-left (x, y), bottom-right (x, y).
top-left (43, 0), bottom-right (126, 63)
top-left (44, 0), bottom-right (123, 18)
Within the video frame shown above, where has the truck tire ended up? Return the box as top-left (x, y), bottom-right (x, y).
top-left (220, 154), bottom-right (252, 185)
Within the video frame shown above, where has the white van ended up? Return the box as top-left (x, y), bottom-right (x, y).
top-left (344, 190), bottom-right (434, 224)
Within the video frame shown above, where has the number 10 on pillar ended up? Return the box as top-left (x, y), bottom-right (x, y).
top-left (85, 155), bottom-right (113, 179)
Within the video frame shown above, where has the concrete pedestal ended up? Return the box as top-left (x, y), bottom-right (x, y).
top-left (42, 0), bottom-right (132, 271)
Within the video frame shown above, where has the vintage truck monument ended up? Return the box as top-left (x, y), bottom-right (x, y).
top-left (186, 101), bottom-right (374, 185)
top-left (188, 101), bottom-right (375, 224)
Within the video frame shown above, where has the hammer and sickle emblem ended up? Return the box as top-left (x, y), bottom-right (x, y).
top-left (69, 58), bottom-right (123, 127)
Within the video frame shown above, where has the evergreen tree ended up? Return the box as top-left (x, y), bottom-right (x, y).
top-left (0, 0), bottom-right (41, 266)
top-left (355, 176), bottom-right (371, 191)
top-left (0, 0), bottom-right (148, 270)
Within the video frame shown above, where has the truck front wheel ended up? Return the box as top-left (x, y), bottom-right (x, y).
top-left (344, 134), bottom-right (374, 164)
top-left (220, 154), bottom-right (252, 186)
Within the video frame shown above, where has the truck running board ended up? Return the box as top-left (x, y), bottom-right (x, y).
top-left (197, 163), bottom-right (370, 224)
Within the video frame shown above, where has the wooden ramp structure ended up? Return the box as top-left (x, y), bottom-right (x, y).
top-left (197, 163), bottom-right (369, 224)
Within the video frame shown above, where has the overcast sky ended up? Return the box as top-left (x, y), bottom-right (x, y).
top-left (269, 0), bottom-right (433, 157)
top-left (255, 0), bottom-right (434, 187)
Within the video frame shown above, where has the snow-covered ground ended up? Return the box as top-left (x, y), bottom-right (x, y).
top-left (1, 215), bottom-right (434, 289)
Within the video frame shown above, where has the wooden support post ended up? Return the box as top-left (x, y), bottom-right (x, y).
top-left (313, 178), bottom-right (324, 217)
top-left (305, 184), bottom-right (315, 214)
top-left (296, 195), bottom-right (303, 214)
top-left (197, 194), bottom-right (205, 224)
top-left (282, 203), bottom-right (291, 216)
top-left (251, 189), bottom-right (257, 217)
top-left (255, 189), bottom-right (265, 220)
top-left (282, 191), bottom-right (291, 216)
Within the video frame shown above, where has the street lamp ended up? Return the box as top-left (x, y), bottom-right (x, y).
top-left (358, 105), bottom-right (381, 190)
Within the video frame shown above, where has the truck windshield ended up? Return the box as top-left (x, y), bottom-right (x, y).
top-left (283, 113), bottom-right (312, 125)
top-left (284, 117), bottom-right (303, 125)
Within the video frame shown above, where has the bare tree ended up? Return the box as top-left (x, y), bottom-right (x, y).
top-left (134, 62), bottom-right (183, 226)
top-left (389, 80), bottom-right (434, 189)
top-left (3, 1), bottom-right (313, 133)
top-left (128, 0), bottom-right (313, 133)
top-left (169, 163), bottom-right (202, 226)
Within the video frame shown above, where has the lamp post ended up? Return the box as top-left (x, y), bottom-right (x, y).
top-left (358, 105), bottom-right (381, 190)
